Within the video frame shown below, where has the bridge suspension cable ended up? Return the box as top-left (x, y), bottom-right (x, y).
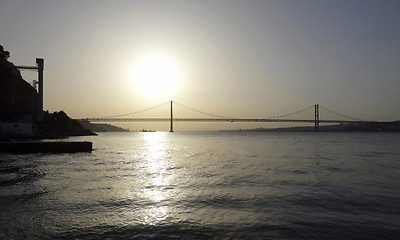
top-left (319, 105), bottom-right (366, 121)
top-left (174, 101), bottom-right (234, 119)
top-left (269, 105), bottom-right (315, 119)
top-left (101, 101), bottom-right (170, 118)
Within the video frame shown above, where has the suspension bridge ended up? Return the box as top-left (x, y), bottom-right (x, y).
top-left (10, 58), bottom-right (378, 132)
top-left (78, 101), bottom-right (374, 132)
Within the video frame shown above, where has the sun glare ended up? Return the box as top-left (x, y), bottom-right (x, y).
top-left (131, 53), bottom-right (181, 98)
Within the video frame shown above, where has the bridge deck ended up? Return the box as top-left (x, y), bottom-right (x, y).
top-left (78, 118), bottom-right (368, 124)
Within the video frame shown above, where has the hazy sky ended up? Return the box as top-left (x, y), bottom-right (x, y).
top-left (1, 0), bottom-right (399, 130)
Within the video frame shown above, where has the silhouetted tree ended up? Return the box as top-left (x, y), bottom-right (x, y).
top-left (0, 45), bottom-right (10, 60)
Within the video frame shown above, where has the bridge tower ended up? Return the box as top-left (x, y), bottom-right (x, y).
top-left (170, 101), bottom-right (173, 132)
top-left (314, 104), bottom-right (319, 132)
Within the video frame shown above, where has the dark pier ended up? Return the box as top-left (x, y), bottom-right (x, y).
top-left (0, 141), bottom-right (93, 153)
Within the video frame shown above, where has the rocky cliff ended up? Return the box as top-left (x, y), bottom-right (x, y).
top-left (0, 45), bottom-right (95, 138)
top-left (0, 45), bottom-right (39, 119)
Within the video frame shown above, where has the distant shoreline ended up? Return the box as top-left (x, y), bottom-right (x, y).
top-left (219, 121), bottom-right (400, 132)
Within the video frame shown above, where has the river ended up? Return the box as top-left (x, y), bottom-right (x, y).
top-left (1, 132), bottom-right (399, 239)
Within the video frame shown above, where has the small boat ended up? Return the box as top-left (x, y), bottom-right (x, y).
top-left (140, 129), bottom-right (156, 132)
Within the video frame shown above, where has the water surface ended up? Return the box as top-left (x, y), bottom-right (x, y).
top-left (1, 132), bottom-right (399, 239)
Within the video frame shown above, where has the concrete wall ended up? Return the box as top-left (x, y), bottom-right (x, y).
top-left (0, 122), bottom-right (33, 137)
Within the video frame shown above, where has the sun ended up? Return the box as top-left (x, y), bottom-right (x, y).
top-left (131, 54), bottom-right (181, 98)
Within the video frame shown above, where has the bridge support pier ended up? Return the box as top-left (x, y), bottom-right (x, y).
top-left (314, 104), bottom-right (319, 132)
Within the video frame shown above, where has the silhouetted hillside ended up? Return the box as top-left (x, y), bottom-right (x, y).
top-left (41, 111), bottom-right (97, 138)
top-left (79, 121), bottom-right (130, 132)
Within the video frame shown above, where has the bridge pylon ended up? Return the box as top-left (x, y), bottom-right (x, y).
top-left (315, 104), bottom-right (319, 132)
top-left (170, 101), bottom-right (173, 132)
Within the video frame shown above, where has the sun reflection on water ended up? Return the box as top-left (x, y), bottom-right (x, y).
top-left (139, 132), bottom-right (173, 224)
top-left (142, 206), bottom-right (169, 225)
